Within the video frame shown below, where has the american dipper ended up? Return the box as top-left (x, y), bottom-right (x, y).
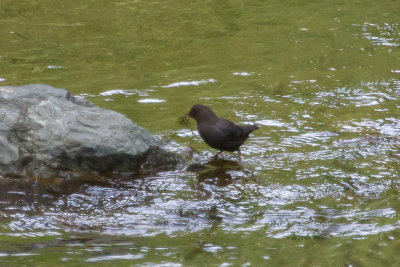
top-left (186, 104), bottom-right (259, 159)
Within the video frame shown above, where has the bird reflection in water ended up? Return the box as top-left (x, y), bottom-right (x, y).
top-left (187, 158), bottom-right (241, 187)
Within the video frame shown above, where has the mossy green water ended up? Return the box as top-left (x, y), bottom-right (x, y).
top-left (1, 0), bottom-right (400, 265)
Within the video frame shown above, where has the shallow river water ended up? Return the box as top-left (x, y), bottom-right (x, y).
top-left (1, 0), bottom-right (400, 265)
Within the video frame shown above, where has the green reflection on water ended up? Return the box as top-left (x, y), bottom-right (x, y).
top-left (2, 230), bottom-right (400, 266)
top-left (1, 0), bottom-right (400, 265)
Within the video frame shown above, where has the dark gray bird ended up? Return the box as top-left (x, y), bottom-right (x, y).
top-left (186, 104), bottom-right (259, 160)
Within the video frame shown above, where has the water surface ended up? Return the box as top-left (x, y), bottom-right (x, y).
top-left (1, 0), bottom-right (400, 265)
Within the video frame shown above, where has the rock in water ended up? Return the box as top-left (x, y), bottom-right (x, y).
top-left (0, 84), bottom-right (181, 179)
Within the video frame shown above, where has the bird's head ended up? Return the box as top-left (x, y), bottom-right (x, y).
top-left (186, 104), bottom-right (217, 123)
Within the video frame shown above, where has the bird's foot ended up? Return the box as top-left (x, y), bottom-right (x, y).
top-left (214, 151), bottom-right (223, 158)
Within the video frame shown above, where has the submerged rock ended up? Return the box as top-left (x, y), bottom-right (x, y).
top-left (0, 84), bottom-right (181, 179)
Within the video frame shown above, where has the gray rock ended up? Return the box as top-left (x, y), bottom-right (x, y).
top-left (0, 84), bottom-right (182, 179)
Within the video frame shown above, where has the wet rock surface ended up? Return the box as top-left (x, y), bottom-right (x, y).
top-left (0, 84), bottom-right (181, 179)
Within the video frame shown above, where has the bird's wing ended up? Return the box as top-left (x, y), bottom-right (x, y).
top-left (216, 118), bottom-right (246, 141)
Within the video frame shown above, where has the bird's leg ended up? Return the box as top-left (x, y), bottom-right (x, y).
top-left (214, 151), bottom-right (223, 158)
top-left (238, 148), bottom-right (241, 161)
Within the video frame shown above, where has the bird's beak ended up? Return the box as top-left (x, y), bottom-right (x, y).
top-left (185, 114), bottom-right (191, 119)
